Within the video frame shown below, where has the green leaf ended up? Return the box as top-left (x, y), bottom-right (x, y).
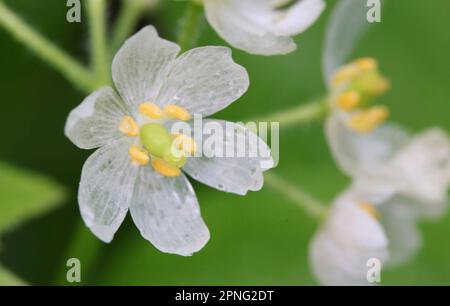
top-left (0, 265), bottom-right (27, 285)
top-left (0, 161), bottom-right (66, 234)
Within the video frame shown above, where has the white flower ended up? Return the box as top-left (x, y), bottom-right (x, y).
top-left (327, 119), bottom-right (450, 213)
top-left (203, 0), bottom-right (326, 55)
top-left (322, 0), bottom-right (391, 135)
top-left (322, 0), bottom-right (450, 211)
top-left (310, 187), bottom-right (427, 286)
top-left (310, 0), bottom-right (450, 285)
top-left (64, 26), bottom-right (273, 256)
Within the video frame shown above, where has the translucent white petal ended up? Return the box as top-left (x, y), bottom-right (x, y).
top-left (65, 87), bottom-right (128, 150)
top-left (309, 191), bottom-right (388, 286)
top-left (269, 0), bottom-right (326, 37)
top-left (112, 26), bottom-right (180, 110)
top-left (325, 115), bottom-right (409, 177)
top-left (182, 120), bottom-right (274, 195)
top-left (322, 0), bottom-right (374, 86)
top-left (130, 168), bottom-right (210, 256)
top-left (204, 0), bottom-right (297, 55)
top-left (78, 139), bottom-right (138, 243)
top-left (157, 47), bottom-right (249, 117)
top-left (389, 128), bottom-right (450, 205)
top-left (378, 196), bottom-right (422, 268)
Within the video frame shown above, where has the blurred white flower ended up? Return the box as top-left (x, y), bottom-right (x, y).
top-left (310, 0), bottom-right (450, 285)
top-left (314, 100), bottom-right (450, 285)
top-left (202, 0), bottom-right (326, 55)
top-left (65, 26), bottom-right (273, 256)
top-left (322, 0), bottom-right (391, 135)
top-left (326, 57), bottom-right (391, 134)
top-left (309, 190), bottom-right (388, 286)
top-left (327, 120), bottom-right (450, 212)
top-left (310, 186), bottom-right (431, 285)
top-left (321, 0), bottom-right (449, 216)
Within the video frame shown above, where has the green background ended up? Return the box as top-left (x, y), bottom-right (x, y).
top-left (0, 0), bottom-right (449, 285)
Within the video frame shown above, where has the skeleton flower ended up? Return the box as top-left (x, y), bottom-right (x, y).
top-left (310, 185), bottom-right (436, 286)
top-left (202, 0), bottom-right (326, 55)
top-left (309, 189), bottom-right (388, 286)
top-left (311, 127), bottom-right (450, 285)
top-left (310, 0), bottom-right (450, 285)
top-left (65, 26), bottom-right (273, 256)
top-left (327, 120), bottom-right (450, 212)
top-left (321, 1), bottom-right (392, 140)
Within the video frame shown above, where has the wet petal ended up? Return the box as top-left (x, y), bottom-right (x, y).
top-left (182, 120), bottom-right (274, 195)
top-left (157, 47), bottom-right (249, 117)
top-left (78, 139), bottom-right (138, 242)
top-left (112, 26), bottom-right (180, 110)
top-left (130, 168), bottom-right (210, 256)
top-left (65, 87), bottom-right (128, 150)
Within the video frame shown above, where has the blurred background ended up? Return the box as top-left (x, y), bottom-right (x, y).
top-left (0, 0), bottom-right (449, 285)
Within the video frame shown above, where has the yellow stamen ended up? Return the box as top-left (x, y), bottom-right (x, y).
top-left (152, 158), bottom-right (181, 177)
top-left (119, 116), bottom-right (139, 136)
top-left (372, 77), bottom-right (391, 96)
top-left (337, 91), bottom-right (360, 111)
top-left (332, 64), bottom-right (359, 88)
top-left (128, 145), bottom-right (150, 166)
top-left (359, 202), bottom-right (380, 219)
top-left (139, 102), bottom-right (162, 119)
top-left (172, 134), bottom-right (197, 156)
top-left (348, 106), bottom-right (390, 133)
top-left (354, 57), bottom-right (378, 71)
top-left (163, 104), bottom-right (191, 121)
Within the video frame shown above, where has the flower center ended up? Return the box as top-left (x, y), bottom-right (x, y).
top-left (332, 57), bottom-right (391, 133)
top-left (118, 102), bottom-right (197, 177)
top-left (348, 106), bottom-right (389, 134)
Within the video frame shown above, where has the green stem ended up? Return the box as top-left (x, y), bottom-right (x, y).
top-left (264, 172), bottom-right (328, 220)
top-left (177, 1), bottom-right (204, 52)
top-left (0, 2), bottom-right (96, 93)
top-left (110, 0), bottom-right (148, 55)
top-left (87, 0), bottom-right (110, 87)
top-left (254, 98), bottom-right (330, 127)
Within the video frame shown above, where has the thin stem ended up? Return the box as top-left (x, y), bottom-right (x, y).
top-left (264, 172), bottom-right (328, 220)
top-left (0, 2), bottom-right (96, 93)
top-left (110, 0), bottom-right (148, 55)
top-left (87, 0), bottom-right (111, 87)
top-left (254, 98), bottom-right (330, 127)
top-left (177, 1), bottom-right (204, 53)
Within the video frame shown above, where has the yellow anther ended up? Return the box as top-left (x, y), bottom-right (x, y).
top-left (332, 64), bottom-right (360, 88)
top-left (354, 58), bottom-right (378, 71)
top-left (359, 202), bottom-right (380, 219)
top-left (163, 104), bottom-right (191, 121)
top-left (119, 116), bottom-right (139, 136)
top-left (337, 91), bottom-right (361, 111)
top-left (372, 77), bottom-right (391, 96)
top-left (128, 145), bottom-right (150, 166)
top-left (348, 106), bottom-right (389, 133)
top-left (139, 102), bottom-right (162, 119)
top-left (152, 158), bottom-right (181, 177)
top-left (172, 134), bottom-right (197, 156)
